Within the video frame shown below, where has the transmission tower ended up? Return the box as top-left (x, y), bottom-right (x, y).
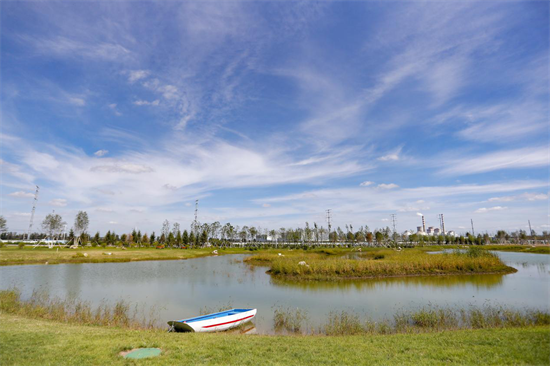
top-left (326, 209), bottom-right (332, 240)
top-left (27, 185), bottom-right (39, 240)
top-left (528, 220), bottom-right (533, 236)
top-left (390, 214), bottom-right (397, 239)
top-left (193, 199), bottom-right (199, 236)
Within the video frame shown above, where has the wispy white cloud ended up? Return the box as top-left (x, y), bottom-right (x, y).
top-left (378, 183), bottom-right (399, 189)
top-left (95, 208), bottom-right (114, 213)
top-left (378, 146), bottom-right (403, 162)
top-left (128, 70), bottom-right (149, 83)
top-left (68, 97), bottom-right (86, 106)
top-left (20, 35), bottom-right (132, 62)
top-left (360, 181), bottom-right (374, 187)
top-left (475, 206), bottom-right (507, 214)
top-left (488, 193), bottom-right (548, 202)
top-left (108, 103), bottom-right (122, 116)
top-left (94, 150), bottom-right (108, 157)
top-left (49, 198), bottom-right (67, 207)
top-left (439, 147), bottom-right (549, 176)
top-left (133, 99), bottom-right (160, 106)
top-left (8, 191), bottom-right (35, 198)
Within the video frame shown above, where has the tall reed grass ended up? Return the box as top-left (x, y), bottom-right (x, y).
top-left (320, 305), bottom-right (550, 335)
top-left (0, 289), bottom-right (159, 329)
top-left (273, 306), bottom-right (309, 333)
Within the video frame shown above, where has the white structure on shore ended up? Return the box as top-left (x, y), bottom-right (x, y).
top-left (415, 215), bottom-right (456, 236)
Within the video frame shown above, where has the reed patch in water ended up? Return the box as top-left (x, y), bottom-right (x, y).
top-left (273, 306), bottom-right (309, 333)
top-left (0, 289), bottom-right (158, 329)
top-left (319, 306), bottom-right (550, 335)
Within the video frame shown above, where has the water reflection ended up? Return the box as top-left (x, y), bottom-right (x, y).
top-left (271, 272), bottom-right (505, 291)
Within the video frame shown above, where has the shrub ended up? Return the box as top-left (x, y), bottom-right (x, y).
top-left (18, 242), bottom-right (25, 249)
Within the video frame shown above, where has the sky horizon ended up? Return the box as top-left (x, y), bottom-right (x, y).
top-left (1, 1), bottom-right (549, 236)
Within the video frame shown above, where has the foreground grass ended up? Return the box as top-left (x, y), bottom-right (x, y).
top-left (246, 247), bottom-right (516, 280)
top-left (0, 313), bottom-right (548, 366)
top-left (0, 246), bottom-right (248, 266)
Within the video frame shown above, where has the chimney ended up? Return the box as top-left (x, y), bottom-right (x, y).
top-left (441, 214), bottom-right (445, 234)
top-left (422, 216), bottom-right (426, 233)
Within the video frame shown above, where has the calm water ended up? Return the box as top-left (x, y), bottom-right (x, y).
top-left (0, 251), bottom-right (548, 333)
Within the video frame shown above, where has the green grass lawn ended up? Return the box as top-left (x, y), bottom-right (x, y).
top-left (0, 246), bottom-right (247, 266)
top-left (0, 313), bottom-right (548, 366)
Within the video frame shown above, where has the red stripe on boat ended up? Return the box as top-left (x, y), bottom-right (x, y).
top-left (202, 314), bottom-right (254, 328)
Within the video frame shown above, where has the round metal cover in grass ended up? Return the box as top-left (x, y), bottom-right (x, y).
top-left (123, 348), bottom-right (162, 359)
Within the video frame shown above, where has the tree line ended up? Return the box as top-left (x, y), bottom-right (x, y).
top-left (0, 214), bottom-right (548, 247)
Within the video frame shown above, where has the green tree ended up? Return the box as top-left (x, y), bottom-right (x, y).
top-left (73, 211), bottom-right (89, 246)
top-left (136, 230), bottom-right (142, 247)
top-left (41, 213), bottom-right (66, 240)
top-left (150, 232), bottom-right (156, 243)
top-left (175, 230), bottom-right (182, 247)
top-left (375, 231), bottom-right (384, 245)
top-left (200, 230), bottom-right (208, 246)
top-left (189, 232), bottom-right (196, 247)
top-left (182, 230), bottom-right (189, 245)
top-left (93, 232), bottom-right (100, 245)
top-left (167, 232), bottom-right (175, 248)
top-left (0, 216), bottom-right (7, 233)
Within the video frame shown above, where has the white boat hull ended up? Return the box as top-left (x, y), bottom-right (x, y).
top-left (169, 309), bottom-right (257, 333)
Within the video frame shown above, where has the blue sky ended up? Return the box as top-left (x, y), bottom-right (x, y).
top-left (1, 1), bottom-right (548, 235)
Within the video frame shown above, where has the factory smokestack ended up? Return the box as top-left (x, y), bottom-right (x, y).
top-left (422, 216), bottom-right (426, 233)
top-left (441, 214), bottom-right (445, 234)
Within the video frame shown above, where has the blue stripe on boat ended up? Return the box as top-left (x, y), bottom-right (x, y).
top-left (175, 309), bottom-right (252, 324)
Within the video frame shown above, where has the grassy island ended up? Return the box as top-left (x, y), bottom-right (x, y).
top-left (245, 247), bottom-right (517, 280)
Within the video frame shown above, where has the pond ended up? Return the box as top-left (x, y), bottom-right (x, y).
top-left (0, 251), bottom-right (548, 334)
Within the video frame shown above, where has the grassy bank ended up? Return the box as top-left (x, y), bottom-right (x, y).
top-left (0, 246), bottom-right (247, 266)
top-left (482, 245), bottom-right (550, 254)
top-left (246, 247), bottom-right (516, 280)
top-left (0, 313), bottom-right (548, 366)
top-left (4, 289), bottom-right (548, 336)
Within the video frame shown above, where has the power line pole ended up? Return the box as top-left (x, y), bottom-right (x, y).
top-left (193, 199), bottom-right (199, 236)
top-left (27, 185), bottom-right (39, 240)
top-left (326, 209), bottom-right (332, 241)
top-left (390, 214), bottom-right (397, 240)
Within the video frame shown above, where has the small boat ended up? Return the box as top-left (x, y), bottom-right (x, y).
top-left (168, 308), bottom-right (257, 333)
